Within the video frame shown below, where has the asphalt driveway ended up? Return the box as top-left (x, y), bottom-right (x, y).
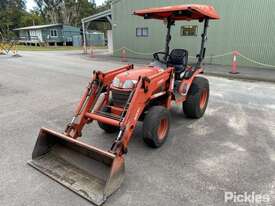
top-left (0, 51), bottom-right (274, 206)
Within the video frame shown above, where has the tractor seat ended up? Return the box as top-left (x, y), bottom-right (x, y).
top-left (167, 49), bottom-right (188, 79)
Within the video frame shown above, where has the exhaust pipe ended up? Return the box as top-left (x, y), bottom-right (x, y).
top-left (28, 128), bottom-right (125, 205)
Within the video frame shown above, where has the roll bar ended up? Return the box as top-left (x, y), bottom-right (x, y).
top-left (164, 18), bottom-right (209, 68)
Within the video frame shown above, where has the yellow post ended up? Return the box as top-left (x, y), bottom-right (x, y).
top-left (12, 44), bottom-right (20, 57)
top-left (12, 44), bottom-right (16, 55)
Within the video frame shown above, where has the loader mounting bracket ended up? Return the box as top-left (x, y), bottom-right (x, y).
top-left (142, 76), bottom-right (151, 93)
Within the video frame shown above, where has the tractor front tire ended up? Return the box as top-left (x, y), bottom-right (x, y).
top-left (183, 76), bottom-right (209, 118)
top-left (143, 106), bottom-right (171, 148)
top-left (97, 107), bottom-right (119, 133)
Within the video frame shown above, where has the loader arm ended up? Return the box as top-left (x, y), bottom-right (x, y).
top-left (28, 64), bottom-right (134, 206)
top-left (111, 68), bottom-right (173, 155)
top-left (65, 64), bottom-right (134, 139)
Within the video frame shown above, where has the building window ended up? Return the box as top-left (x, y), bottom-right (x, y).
top-left (180, 25), bottom-right (198, 36)
top-left (50, 29), bottom-right (57, 37)
top-left (136, 27), bottom-right (149, 37)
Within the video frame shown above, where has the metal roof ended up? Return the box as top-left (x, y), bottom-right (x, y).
top-left (82, 9), bottom-right (112, 24)
top-left (14, 24), bottom-right (62, 31)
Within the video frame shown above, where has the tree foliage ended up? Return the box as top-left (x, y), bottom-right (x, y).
top-left (34, 0), bottom-right (97, 26)
top-left (21, 10), bottom-right (45, 27)
top-left (0, 0), bottom-right (111, 39)
top-left (0, 0), bottom-right (26, 38)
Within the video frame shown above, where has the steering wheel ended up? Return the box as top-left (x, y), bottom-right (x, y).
top-left (153, 52), bottom-right (170, 64)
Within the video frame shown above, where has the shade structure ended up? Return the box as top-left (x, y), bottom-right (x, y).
top-left (134, 4), bottom-right (220, 21)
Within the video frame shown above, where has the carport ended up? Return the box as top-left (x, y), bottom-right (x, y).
top-left (81, 9), bottom-right (112, 53)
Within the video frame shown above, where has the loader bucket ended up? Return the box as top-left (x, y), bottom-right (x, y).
top-left (28, 128), bottom-right (125, 205)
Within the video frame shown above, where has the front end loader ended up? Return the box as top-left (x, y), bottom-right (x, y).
top-left (28, 4), bottom-right (220, 205)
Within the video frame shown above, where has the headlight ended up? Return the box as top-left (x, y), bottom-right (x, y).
top-left (122, 80), bottom-right (137, 89)
top-left (112, 77), bottom-right (120, 87)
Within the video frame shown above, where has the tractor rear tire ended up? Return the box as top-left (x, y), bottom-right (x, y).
top-left (97, 107), bottom-right (119, 133)
top-left (183, 76), bottom-right (209, 118)
top-left (143, 106), bottom-right (171, 148)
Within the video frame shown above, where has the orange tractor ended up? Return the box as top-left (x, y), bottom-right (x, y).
top-left (29, 4), bottom-right (220, 205)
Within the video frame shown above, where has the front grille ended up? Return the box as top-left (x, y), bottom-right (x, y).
top-left (111, 89), bottom-right (131, 107)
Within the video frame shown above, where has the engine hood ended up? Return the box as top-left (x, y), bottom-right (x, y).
top-left (112, 66), bottom-right (163, 89)
top-left (116, 67), bottom-right (162, 81)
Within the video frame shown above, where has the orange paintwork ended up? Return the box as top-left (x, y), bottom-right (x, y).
top-left (116, 67), bottom-right (160, 81)
top-left (112, 67), bottom-right (162, 89)
top-left (134, 4), bottom-right (220, 21)
top-left (65, 64), bottom-right (134, 138)
top-left (117, 67), bottom-right (173, 150)
top-left (199, 88), bottom-right (208, 109)
top-left (157, 118), bottom-right (169, 141)
top-left (65, 61), bottom-right (204, 156)
top-left (111, 106), bottom-right (124, 115)
top-left (85, 112), bottom-right (120, 127)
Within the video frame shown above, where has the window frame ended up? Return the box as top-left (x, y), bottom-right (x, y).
top-left (136, 27), bottom-right (149, 37)
top-left (50, 29), bottom-right (58, 37)
top-left (180, 25), bottom-right (198, 37)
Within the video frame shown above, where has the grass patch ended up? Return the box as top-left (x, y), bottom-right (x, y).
top-left (16, 45), bottom-right (83, 51)
top-left (16, 45), bottom-right (107, 51)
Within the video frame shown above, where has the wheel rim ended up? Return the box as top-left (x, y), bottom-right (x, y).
top-left (157, 118), bottom-right (168, 141)
top-left (199, 89), bottom-right (208, 110)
